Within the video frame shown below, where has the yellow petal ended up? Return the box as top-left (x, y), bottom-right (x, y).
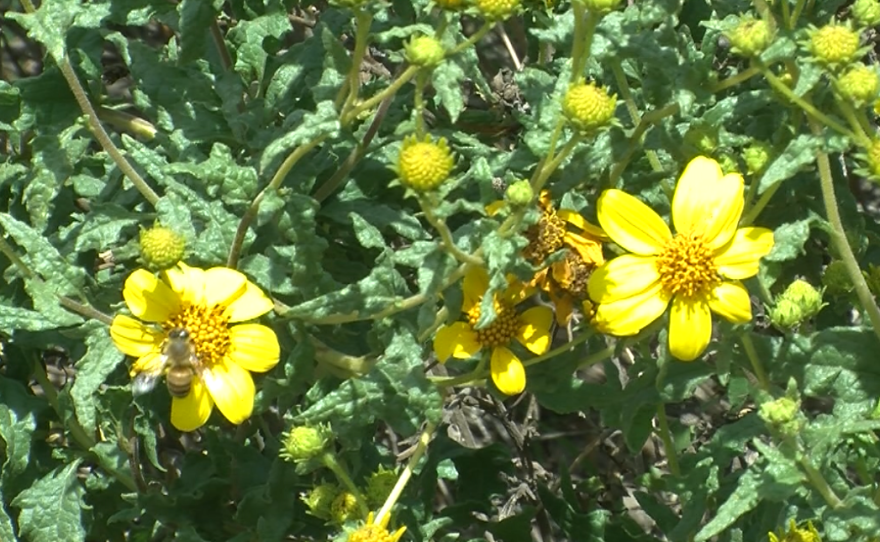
top-left (225, 280), bottom-right (275, 322)
top-left (714, 227), bottom-right (775, 279)
top-left (130, 350), bottom-right (164, 378)
top-left (597, 189), bottom-right (670, 256)
top-left (163, 263), bottom-right (197, 305)
top-left (553, 294), bottom-right (574, 326)
top-left (110, 314), bottom-right (164, 357)
top-left (170, 376), bottom-right (213, 432)
top-left (557, 209), bottom-right (608, 240)
top-left (490, 346), bottom-right (525, 395)
top-left (708, 281), bottom-right (752, 324)
top-left (433, 322), bottom-right (482, 362)
top-left (672, 156), bottom-right (744, 249)
top-left (227, 324), bottom-right (281, 373)
top-left (462, 267), bottom-right (489, 311)
top-left (588, 254), bottom-right (661, 304)
top-left (516, 306), bottom-right (553, 355)
top-left (123, 269), bottom-right (180, 322)
top-left (564, 231), bottom-right (605, 266)
top-left (486, 200), bottom-right (506, 216)
top-left (203, 267), bottom-right (247, 309)
top-left (202, 358), bottom-right (255, 425)
top-left (668, 295), bottom-right (713, 361)
top-left (593, 281), bottom-right (670, 336)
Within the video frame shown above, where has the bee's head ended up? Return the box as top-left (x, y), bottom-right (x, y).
top-left (167, 328), bottom-right (191, 340)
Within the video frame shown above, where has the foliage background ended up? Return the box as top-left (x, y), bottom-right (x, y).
top-left (1, 0), bottom-right (880, 541)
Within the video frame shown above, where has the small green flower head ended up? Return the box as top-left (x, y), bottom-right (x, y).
top-left (574, 0), bottom-right (623, 15)
top-left (396, 135), bottom-right (455, 192)
top-left (769, 298), bottom-right (800, 331)
top-left (434, 0), bottom-right (468, 10)
top-left (759, 395), bottom-right (801, 438)
top-left (864, 264), bottom-right (880, 297)
top-left (769, 280), bottom-right (825, 331)
top-left (857, 138), bottom-right (880, 182)
top-left (301, 483), bottom-right (340, 521)
top-left (139, 224), bottom-right (186, 271)
top-left (405, 36), bottom-right (445, 68)
top-left (838, 64), bottom-right (879, 106)
top-left (280, 424), bottom-right (331, 463)
top-left (475, 0), bottom-right (521, 20)
top-left (743, 140), bottom-right (773, 175)
top-left (330, 491), bottom-right (360, 524)
top-left (716, 152), bottom-right (738, 175)
top-left (683, 124), bottom-right (718, 154)
top-left (365, 466), bottom-right (398, 509)
top-left (822, 260), bottom-right (854, 295)
top-left (852, 0), bottom-right (880, 28)
top-left (727, 16), bottom-right (774, 58)
top-left (562, 82), bottom-right (617, 132)
top-left (768, 519), bottom-right (822, 542)
top-left (505, 180), bottom-right (534, 207)
top-left (806, 23), bottom-right (862, 69)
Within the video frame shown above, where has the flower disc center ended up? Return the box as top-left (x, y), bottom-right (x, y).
top-left (655, 232), bottom-right (720, 297)
top-left (164, 303), bottom-right (232, 366)
top-left (467, 298), bottom-right (520, 348)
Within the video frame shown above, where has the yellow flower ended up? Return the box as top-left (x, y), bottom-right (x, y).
top-left (433, 267), bottom-right (553, 395)
top-left (587, 156), bottom-right (775, 361)
top-left (768, 519), bottom-right (821, 542)
top-left (348, 512), bottom-right (406, 542)
top-left (110, 263), bottom-right (280, 431)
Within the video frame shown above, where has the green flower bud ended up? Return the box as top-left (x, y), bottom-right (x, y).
top-left (683, 124), bottom-right (718, 154)
top-left (562, 82), bottom-right (617, 132)
top-left (405, 36), bottom-right (445, 68)
top-left (864, 264), bottom-right (880, 297)
top-left (475, 0), bottom-right (521, 20)
top-left (773, 279), bottom-right (826, 330)
top-left (759, 396), bottom-right (801, 438)
top-left (139, 224), bottom-right (186, 271)
top-left (852, 0), bottom-right (880, 28)
top-left (870, 397), bottom-right (880, 420)
top-left (716, 152), bottom-right (738, 175)
top-left (838, 64), bottom-right (879, 106)
top-left (743, 141), bottom-right (773, 175)
top-left (301, 483), bottom-right (340, 521)
top-left (806, 24), bottom-right (862, 69)
top-left (364, 466), bottom-right (398, 509)
top-left (822, 260), bottom-right (854, 295)
top-left (396, 135), bottom-right (455, 192)
top-left (329, 490), bottom-right (360, 524)
top-left (768, 298), bottom-right (800, 331)
top-left (505, 180), bottom-right (534, 207)
top-left (575, 0), bottom-right (623, 15)
top-left (865, 139), bottom-right (880, 180)
top-left (280, 424), bottom-right (331, 463)
top-left (726, 16), bottom-right (774, 58)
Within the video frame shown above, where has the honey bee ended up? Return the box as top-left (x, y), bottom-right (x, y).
top-left (132, 328), bottom-right (199, 398)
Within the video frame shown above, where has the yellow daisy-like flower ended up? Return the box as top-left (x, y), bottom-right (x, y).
top-left (110, 263), bottom-right (280, 431)
top-left (587, 156), bottom-right (775, 361)
top-left (768, 519), bottom-right (821, 542)
top-left (433, 267), bottom-right (553, 395)
top-left (348, 512), bottom-right (406, 542)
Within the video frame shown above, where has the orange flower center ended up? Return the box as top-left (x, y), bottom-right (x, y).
top-left (466, 297), bottom-right (520, 348)
top-left (163, 303), bottom-right (231, 366)
top-left (655, 232), bottom-right (720, 298)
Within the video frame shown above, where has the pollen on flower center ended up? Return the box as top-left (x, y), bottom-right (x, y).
top-left (655, 232), bottom-right (720, 297)
top-left (163, 303), bottom-right (231, 366)
top-left (467, 298), bottom-right (520, 348)
top-left (524, 206), bottom-right (566, 264)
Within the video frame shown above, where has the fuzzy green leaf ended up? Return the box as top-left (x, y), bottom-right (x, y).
top-left (12, 460), bottom-right (87, 542)
top-left (70, 325), bottom-right (125, 434)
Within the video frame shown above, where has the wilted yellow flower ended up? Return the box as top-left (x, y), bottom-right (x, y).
top-left (588, 156), bottom-right (775, 361)
top-left (110, 263), bottom-right (280, 431)
top-left (433, 267), bottom-right (552, 395)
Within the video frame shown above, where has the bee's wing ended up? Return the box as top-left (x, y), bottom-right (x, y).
top-left (131, 370), bottom-right (162, 396)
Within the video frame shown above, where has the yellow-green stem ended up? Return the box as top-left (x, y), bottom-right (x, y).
top-left (570, 6), bottom-right (599, 83)
top-left (345, 66), bottom-right (420, 124)
top-left (834, 97), bottom-right (872, 147)
top-left (606, 103), bottom-right (680, 186)
top-left (96, 107), bottom-right (157, 140)
top-left (612, 62), bottom-right (661, 172)
top-left (375, 421), bottom-right (437, 525)
top-left (341, 10), bottom-right (374, 116)
top-left (708, 65), bottom-right (761, 93)
top-left (523, 329), bottom-right (595, 369)
top-left (533, 134), bottom-right (583, 194)
top-left (798, 455), bottom-right (842, 509)
top-left (740, 333), bottom-right (770, 390)
top-left (448, 22), bottom-right (492, 56)
top-left (656, 404), bottom-right (681, 477)
top-left (741, 180), bottom-right (781, 226)
top-left (414, 71), bottom-right (429, 137)
top-left (790, 0), bottom-right (807, 28)
top-left (809, 118), bottom-right (880, 344)
top-left (420, 195), bottom-right (484, 266)
top-left (322, 452), bottom-right (370, 518)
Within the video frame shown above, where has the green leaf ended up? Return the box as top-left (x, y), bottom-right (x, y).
top-left (70, 325), bottom-right (124, 434)
top-left (757, 134), bottom-right (821, 194)
top-left (178, 0), bottom-right (220, 65)
top-left (227, 10), bottom-right (291, 84)
top-left (350, 212), bottom-right (386, 250)
top-left (12, 460), bottom-right (88, 542)
top-left (433, 59), bottom-right (466, 123)
top-left (7, 0), bottom-right (110, 62)
top-left (0, 376), bottom-right (45, 484)
top-left (259, 101), bottom-right (340, 176)
top-left (764, 219), bottom-right (811, 262)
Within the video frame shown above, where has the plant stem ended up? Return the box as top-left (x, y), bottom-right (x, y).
top-left (708, 65), bottom-right (761, 93)
top-left (740, 333), bottom-right (770, 391)
top-left (420, 195), bottom-right (484, 266)
top-left (448, 22), bottom-right (492, 56)
top-left (740, 180), bottom-right (780, 226)
top-left (96, 107), bottom-right (157, 140)
top-left (612, 62), bottom-right (661, 172)
top-left (798, 455), bottom-right (842, 509)
top-left (656, 403), bottom-right (681, 477)
top-left (375, 421), bottom-right (436, 525)
top-left (345, 66), bottom-right (420, 124)
top-left (570, 5), bottom-right (599, 83)
top-left (322, 452), bottom-right (370, 518)
top-left (341, 10), bottom-right (374, 116)
top-left (413, 70), bottom-right (429, 137)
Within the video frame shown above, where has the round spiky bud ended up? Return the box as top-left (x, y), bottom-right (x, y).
top-left (348, 512), bottom-right (407, 542)
top-left (396, 135), bottom-right (455, 192)
top-left (852, 0), bottom-right (880, 28)
top-left (562, 82), bottom-right (617, 132)
top-left (575, 0), bottom-right (622, 15)
top-left (743, 141), bottom-right (773, 175)
top-left (759, 395), bottom-right (801, 438)
top-left (330, 491), bottom-right (360, 524)
top-left (726, 16), bottom-right (774, 57)
top-left (683, 124), bottom-right (718, 154)
top-left (434, 0), bottom-right (467, 10)
top-left (139, 224), bottom-right (185, 271)
top-left (822, 260), bottom-right (853, 295)
top-left (858, 138), bottom-right (880, 182)
top-left (505, 180), bottom-right (534, 207)
top-left (364, 466), bottom-right (398, 509)
top-left (716, 152), bottom-right (738, 175)
top-left (280, 425), bottom-right (330, 463)
top-left (475, 0), bottom-right (521, 20)
top-left (838, 64), bottom-right (879, 106)
top-left (301, 483), bottom-right (340, 521)
top-left (806, 24), bottom-right (861, 69)
top-left (769, 280), bottom-right (825, 331)
top-left (405, 36), bottom-right (445, 68)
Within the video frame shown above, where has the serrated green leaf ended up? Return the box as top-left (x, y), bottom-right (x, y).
top-left (12, 460), bottom-right (87, 542)
top-left (178, 0), bottom-right (220, 64)
top-left (350, 212), bottom-right (386, 250)
top-left (227, 10), bottom-right (291, 84)
top-left (764, 220), bottom-right (810, 262)
top-left (70, 325), bottom-right (124, 434)
top-left (70, 204), bottom-right (143, 252)
top-left (0, 376), bottom-right (46, 484)
top-left (259, 101), bottom-right (340, 176)
top-left (757, 135), bottom-right (821, 194)
top-left (433, 59), bottom-right (466, 123)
